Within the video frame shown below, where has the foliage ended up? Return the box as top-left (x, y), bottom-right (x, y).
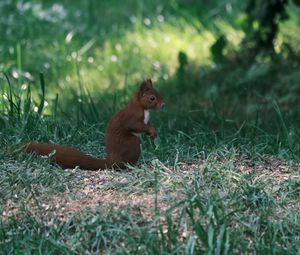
top-left (243, 0), bottom-right (289, 55)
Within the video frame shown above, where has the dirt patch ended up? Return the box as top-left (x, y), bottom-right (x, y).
top-left (2, 166), bottom-right (178, 221)
top-left (2, 157), bottom-right (299, 221)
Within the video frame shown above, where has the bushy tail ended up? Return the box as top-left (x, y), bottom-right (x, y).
top-left (23, 142), bottom-right (110, 170)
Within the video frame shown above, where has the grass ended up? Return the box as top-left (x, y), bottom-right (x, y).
top-left (1, 156), bottom-right (299, 253)
top-left (1, 0), bottom-right (300, 254)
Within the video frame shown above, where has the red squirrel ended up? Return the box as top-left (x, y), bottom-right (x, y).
top-left (23, 79), bottom-right (165, 170)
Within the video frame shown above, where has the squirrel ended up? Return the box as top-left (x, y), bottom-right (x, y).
top-left (23, 79), bottom-right (165, 170)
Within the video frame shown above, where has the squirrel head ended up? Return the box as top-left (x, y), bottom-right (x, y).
top-left (138, 79), bottom-right (165, 110)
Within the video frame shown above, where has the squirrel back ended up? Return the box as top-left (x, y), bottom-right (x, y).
top-left (23, 79), bottom-right (165, 170)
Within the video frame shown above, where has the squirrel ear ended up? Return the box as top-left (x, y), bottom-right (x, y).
top-left (140, 79), bottom-right (153, 96)
top-left (146, 78), bottom-right (153, 86)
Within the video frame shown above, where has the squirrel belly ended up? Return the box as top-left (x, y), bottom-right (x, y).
top-left (22, 79), bottom-right (165, 170)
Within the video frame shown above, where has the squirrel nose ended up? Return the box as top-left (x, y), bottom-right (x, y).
top-left (160, 102), bottom-right (166, 108)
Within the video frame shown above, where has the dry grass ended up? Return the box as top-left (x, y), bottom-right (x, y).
top-left (3, 155), bottom-right (299, 222)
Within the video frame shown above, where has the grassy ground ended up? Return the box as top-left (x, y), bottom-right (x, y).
top-left (1, 0), bottom-right (300, 254)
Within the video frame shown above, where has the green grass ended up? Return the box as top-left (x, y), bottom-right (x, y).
top-left (1, 0), bottom-right (300, 254)
top-left (1, 155), bottom-right (299, 254)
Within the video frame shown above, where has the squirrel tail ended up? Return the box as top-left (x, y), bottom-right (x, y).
top-left (23, 142), bottom-right (111, 170)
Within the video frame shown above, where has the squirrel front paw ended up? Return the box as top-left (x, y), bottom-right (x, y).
top-left (148, 126), bottom-right (157, 140)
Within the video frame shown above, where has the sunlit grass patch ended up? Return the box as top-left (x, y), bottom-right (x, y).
top-left (55, 20), bottom-right (217, 94)
top-left (0, 0), bottom-right (246, 97)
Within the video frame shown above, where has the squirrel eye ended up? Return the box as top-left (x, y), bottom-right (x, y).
top-left (149, 95), bottom-right (156, 101)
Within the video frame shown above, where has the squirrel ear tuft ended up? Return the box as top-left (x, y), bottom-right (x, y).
top-left (140, 79), bottom-right (153, 96)
top-left (146, 78), bottom-right (153, 86)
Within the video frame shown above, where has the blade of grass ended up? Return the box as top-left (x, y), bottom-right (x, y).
top-left (38, 73), bottom-right (46, 116)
